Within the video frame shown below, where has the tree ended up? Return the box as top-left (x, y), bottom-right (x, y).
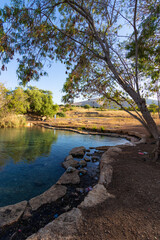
top-left (0, 0), bottom-right (160, 159)
top-left (126, 4), bottom-right (160, 116)
top-left (7, 87), bottom-right (29, 114)
top-left (26, 86), bottom-right (58, 117)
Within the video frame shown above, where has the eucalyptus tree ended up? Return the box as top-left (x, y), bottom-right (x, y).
top-left (126, 3), bottom-right (160, 116)
top-left (0, 0), bottom-right (159, 159)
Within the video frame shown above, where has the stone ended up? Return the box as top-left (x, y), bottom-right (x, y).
top-left (91, 156), bottom-right (99, 162)
top-left (26, 208), bottom-right (82, 240)
top-left (79, 169), bottom-right (87, 175)
top-left (65, 155), bottom-right (74, 161)
top-left (106, 147), bottom-right (122, 157)
top-left (79, 184), bottom-right (114, 208)
top-left (99, 165), bottom-right (113, 187)
top-left (69, 146), bottom-right (86, 158)
top-left (57, 170), bottom-right (80, 185)
top-left (79, 160), bottom-right (87, 167)
top-left (62, 159), bottom-right (79, 169)
top-left (66, 166), bottom-right (76, 173)
top-left (0, 201), bottom-right (27, 228)
top-left (29, 185), bottom-right (67, 212)
top-left (84, 157), bottom-right (90, 162)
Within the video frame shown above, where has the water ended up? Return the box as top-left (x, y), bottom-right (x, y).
top-left (0, 127), bottom-right (128, 207)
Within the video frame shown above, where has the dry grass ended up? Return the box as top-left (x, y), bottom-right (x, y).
top-left (0, 113), bottom-right (26, 128)
top-left (40, 107), bottom-right (160, 136)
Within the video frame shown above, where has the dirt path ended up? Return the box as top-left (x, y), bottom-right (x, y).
top-left (77, 142), bottom-right (160, 240)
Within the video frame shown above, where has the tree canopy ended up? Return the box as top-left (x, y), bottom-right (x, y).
top-left (0, 0), bottom-right (160, 158)
top-left (0, 84), bottom-right (58, 117)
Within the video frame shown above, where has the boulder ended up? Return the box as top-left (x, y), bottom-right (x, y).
top-left (65, 155), bottom-right (74, 161)
top-left (79, 184), bottom-right (114, 208)
top-left (26, 208), bottom-right (82, 240)
top-left (79, 169), bottom-right (87, 175)
top-left (69, 146), bottom-right (86, 158)
top-left (66, 166), bottom-right (76, 173)
top-left (62, 159), bottom-right (79, 169)
top-left (29, 185), bottom-right (67, 212)
top-left (0, 201), bottom-right (27, 228)
top-left (84, 157), bottom-right (90, 162)
top-left (57, 170), bottom-right (80, 185)
top-left (91, 156), bottom-right (99, 162)
top-left (79, 160), bottom-right (87, 167)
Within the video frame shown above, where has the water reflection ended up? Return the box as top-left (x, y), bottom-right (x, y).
top-left (0, 127), bottom-right (58, 166)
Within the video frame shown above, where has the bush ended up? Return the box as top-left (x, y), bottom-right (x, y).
top-left (83, 104), bottom-right (91, 109)
top-left (0, 114), bottom-right (26, 128)
top-left (57, 112), bottom-right (66, 117)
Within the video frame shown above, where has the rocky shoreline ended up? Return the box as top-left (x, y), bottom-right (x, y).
top-left (0, 127), bottom-right (146, 240)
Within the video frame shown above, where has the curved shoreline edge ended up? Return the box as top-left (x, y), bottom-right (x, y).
top-left (0, 125), bottom-right (147, 239)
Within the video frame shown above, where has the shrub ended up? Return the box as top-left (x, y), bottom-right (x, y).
top-left (83, 104), bottom-right (91, 109)
top-left (57, 112), bottom-right (66, 117)
top-left (0, 114), bottom-right (26, 128)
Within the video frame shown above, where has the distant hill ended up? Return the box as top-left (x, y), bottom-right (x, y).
top-left (73, 98), bottom-right (158, 109)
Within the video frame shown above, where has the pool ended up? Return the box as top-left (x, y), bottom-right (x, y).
top-left (0, 127), bottom-right (128, 207)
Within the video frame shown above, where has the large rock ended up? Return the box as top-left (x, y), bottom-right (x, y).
top-left (57, 170), bottom-right (80, 185)
top-left (79, 160), bottom-right (87, 167)
top-left (62, 159), bottom-right (79, 169)
top-left (79, 184), bottom-right (114, 208)
top-left (106, 147), bottom-right (122, 157)
top-left (26, 208), bottom-right (82, 240)
top-left (65, 155), bottom-right (74, 161)
top-left (29, 185), bottom-right (67, 212)
top-left (69, 146), bottom-right (86, 158)
top-left (98, 164), bottom-right (113, 186)
top-left (0, 201), bottom-right (27, 228)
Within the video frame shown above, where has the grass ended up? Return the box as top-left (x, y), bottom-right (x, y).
top-left (0, 113), bottom-right (26, 128)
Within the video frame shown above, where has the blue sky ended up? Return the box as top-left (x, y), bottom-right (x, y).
top-left (0, 0), bottom-right (69, 104)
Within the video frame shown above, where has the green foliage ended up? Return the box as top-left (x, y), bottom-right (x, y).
top-left (26, 86), bottom-right (58, 117)
top-left (0, 84), bottom-right (58, 118)
top-left (148, 104), bottom-right (159, 113)
top-left (56, 112), bottom-right (66, 117)
top-left (92, 126), bottom-right (97, 131)
top-left (0, 0), bottom-right (160, 138)
top-left (83, 104), bottom-right (91, 109)
top-left (7, 87), bottom-right (29, 114)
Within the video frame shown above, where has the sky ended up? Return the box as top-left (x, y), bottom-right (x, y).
top-left (0, 0), bottom-right (69, 104)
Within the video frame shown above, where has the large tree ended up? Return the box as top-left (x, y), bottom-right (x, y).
top-left (0, 0), bottom-right (160, 159)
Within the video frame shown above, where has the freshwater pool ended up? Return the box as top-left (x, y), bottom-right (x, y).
top-left (0, 127), bottom-right (128, 207)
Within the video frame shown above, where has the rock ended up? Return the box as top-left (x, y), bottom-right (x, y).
top-left (62, 159), bottom-right (79, 169)
top-left (26, 208), bottom-right (83, 240)
top-left (99, 165), bottom-right (113, 186)
top-left (84, 157), bottom-right (90, 162)
top-left (79, 160), bottom-right (87, 167)
top-left (95, 146), bottom-right (110, 151)
top-left (91, 156), bottom-right (99, 162)
top-left (79, 169), bottom-right (87, 175)
top-left (69, 146), bottom-right (86, 158)
top-left (0, 201), bottom-right (27, 228)
top-left (65, 155), bottom-right (74, 161)
top-left (29, 185), bottom-right (67, 212)
top-left (86, 149), bottom-right (90, 152)
top-left (106, 147), bottom-right (122, 157)
top-left (66, 166), bottom-right (76, 173)
top-left (86, 153), bottom-right (92, 157)
top-left (57, 170), bottom-right (80, 185)
top-left (79, 184), bottom-right (114, 208)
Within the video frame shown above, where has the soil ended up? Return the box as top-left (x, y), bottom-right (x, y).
top-left (78, 141), bottom-right (160, 240)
